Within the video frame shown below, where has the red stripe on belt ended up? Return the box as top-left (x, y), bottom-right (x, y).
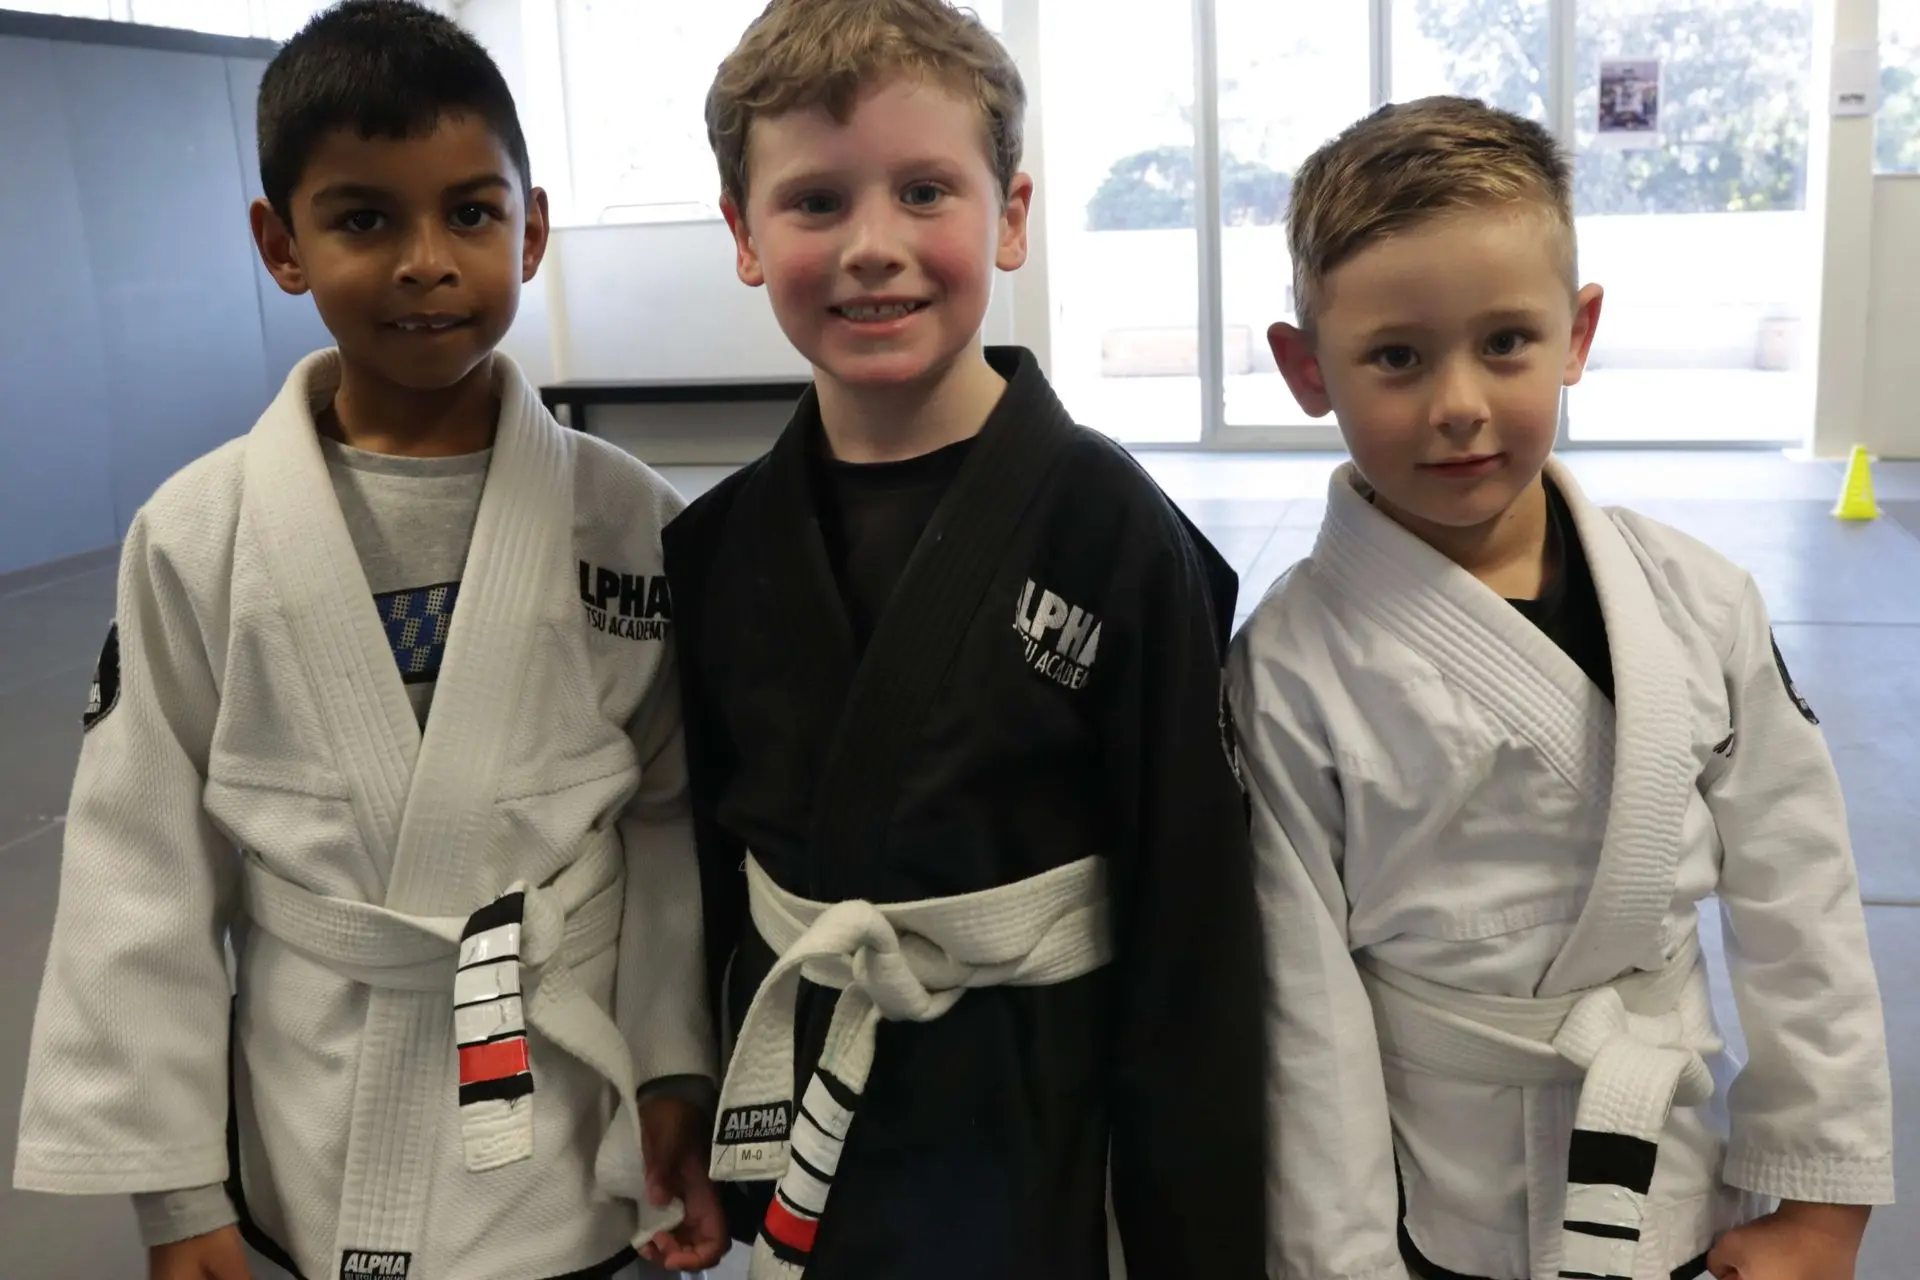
top-left (458, 1037), bottom-right (530, 1086)
top-left (763, 1195), bottom-right (818, 1255)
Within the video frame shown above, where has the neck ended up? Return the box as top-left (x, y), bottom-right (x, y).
top-left (814, 343), bottom-right (1007, 464)
top-left (324, 353), bottom-right (499, 457)
top-left (1381, 473), bottom-right (1552, 598)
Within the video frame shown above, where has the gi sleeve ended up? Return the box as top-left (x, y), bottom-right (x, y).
top-left (14, 511), bottom-right (239, 1196)
top-left (1709, 576), bottom-right (1895, 1205)
top-left (615, 643), bottom-right (718, 1094)
top-left (1099, 508), bottom-right (1269, 1279)
top-left (1227, 609), bottom-right (1410, 1280)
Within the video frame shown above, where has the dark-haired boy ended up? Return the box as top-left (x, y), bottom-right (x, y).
top-left (14, 4), bottom-right (725, 1277)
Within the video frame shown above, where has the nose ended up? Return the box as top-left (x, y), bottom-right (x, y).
top-left (841, 192), bottom-right (907, 281)
top-left (1428, 352), bottom-right (1492, 439)
top-left (397, 216), bottom-right (459, 289)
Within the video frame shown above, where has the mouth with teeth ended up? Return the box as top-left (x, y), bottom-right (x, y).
top-left (387, 316), bottom-right (474, 333)
top-left (831, 301), bottom-right (930, 323)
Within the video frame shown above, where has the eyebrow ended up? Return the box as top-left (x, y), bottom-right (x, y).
top-left (310, 173), bottom-right (513, 205)
top-left (764, 158), bottom-right (970, 201)
top-left (1356, 306), bottom-right (1551, 345)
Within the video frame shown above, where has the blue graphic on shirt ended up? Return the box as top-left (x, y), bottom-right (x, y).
top-left (375, 582), bottom-right (460, 684)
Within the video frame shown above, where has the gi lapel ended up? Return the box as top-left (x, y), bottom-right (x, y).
top-left (1537, 460), bottom-right (1693, 995)
top-left (332, 354), bottom-right (579, 1268)
top-left (242, 351), bottom-right (420, 893)
top-left (751, 387), bottom-right (862, 830)
top-left (1314, 463), bottom-right (1616, 816)
top-left (805, 348), bottom-right (1079, 900)
top-left (385, 354), bottom-right (573, 912)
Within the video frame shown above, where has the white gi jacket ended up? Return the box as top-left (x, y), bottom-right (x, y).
top-left (1228, 460), bottom-right (1893, 1280)
top-left (15, 352), bottom-right (714, 1279)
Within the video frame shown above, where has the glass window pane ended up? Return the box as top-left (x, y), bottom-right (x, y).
top-left (1392, 0), bottom-right (1550, 122)
top-left (127, 0), bottom-right (252, 37)
top-left (1040, 0), bottom-right (1199, 443)
top-left (1567, 0), bottom-right (1816, 444)
top-left (558, 0), bottom-right (766, 225)
top-left (1881, 0), bottom-right (1920, 174)
top-left (1215, 0), bottom-right (1372, 428)
top-left (556, 0), bottom-right (1005, 228)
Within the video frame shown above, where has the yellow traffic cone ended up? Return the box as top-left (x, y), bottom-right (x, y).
top-left (1833, 445), bottom-right (1880, 521)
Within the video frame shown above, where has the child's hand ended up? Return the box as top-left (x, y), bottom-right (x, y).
top-left (1707, 1200), bottom-right (1871, 1279)
top-left (637, 1093), bottom-right (729, 1271)
top-left (149, 1225), bottom-right (253, 1280)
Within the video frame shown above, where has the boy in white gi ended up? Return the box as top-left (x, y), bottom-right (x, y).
top-left (14, 3), bottom-right (726, 1277)
top-left (1231, 96), bottom-right (1894, 1280)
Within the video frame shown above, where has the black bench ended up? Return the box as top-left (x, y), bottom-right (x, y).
top-left (540, 377), bottom-right (812, 432)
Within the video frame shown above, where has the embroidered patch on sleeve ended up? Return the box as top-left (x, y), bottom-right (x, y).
top-left (82, 623), bottom-right (121, 732)
top-left (1771, 632), bottom-right (1819, 725)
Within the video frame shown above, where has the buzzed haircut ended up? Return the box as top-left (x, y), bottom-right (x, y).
top-left (256, 0), bottom-right (531, 227)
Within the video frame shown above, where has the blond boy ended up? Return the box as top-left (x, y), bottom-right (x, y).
top-left (660, 2), bottom-right (1268, 1277)
top-left (1229, 97), bottom-right (1893, 1280)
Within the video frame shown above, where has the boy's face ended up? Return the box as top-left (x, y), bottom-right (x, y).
top-left (251, 113), bottom-right (548, 394)
top-left (1272, 208), bottom-right (1602, 535)
top-left (722, 76), bottom-right (1031, 395)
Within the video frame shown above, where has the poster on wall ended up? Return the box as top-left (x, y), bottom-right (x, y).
top-left (1596, 58), bottom-right (1662, 149)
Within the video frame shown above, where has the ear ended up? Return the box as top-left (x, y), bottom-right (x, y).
top-left (1563, 283), bottom-right (1604, 386)
top-left (521, 187), bottom-right (552, 283)
top-left (1268, 321), bottom-right (1333, 418)
top-left (996, 172), bottom-right (1034, 272)
top-left (250, 197), bottom-right (309, 297)
top-left (720, 192), bottom-right (765, 288)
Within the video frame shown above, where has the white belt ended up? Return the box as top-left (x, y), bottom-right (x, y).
top-left (241, 836), bottom-right (683, 1249)
top-left (713, 854), bottom-right (1114, 1280)
top-left (1359, 932), bottom-right (1716, 1280)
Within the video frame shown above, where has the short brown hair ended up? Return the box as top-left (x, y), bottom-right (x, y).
top-left (706, 0), bottom-right (1025, 211)
top-left (1287, 97), bottom-right (1575, 328)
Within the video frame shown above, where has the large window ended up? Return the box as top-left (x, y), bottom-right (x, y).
top-left (557, 0), bottom-right (1003, 227)
top-left (557, 0), bottom-right (766, 226)
top-left (1393, 0), bottom-right (1551, 122)
top-left (1035, 0), bottom-right (1820, 447)
top-left (1565, 0), bottom-right (1815, 444)
top-left (1038, 0), bottom-right (1200, 442)
top-left (1884, 0), bottom-right (1920, 173)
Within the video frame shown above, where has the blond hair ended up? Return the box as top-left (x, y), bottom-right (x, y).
top-left (1287, 96), bottom-right (1575, 328)
top-left (706, 0), bottom-right (1025, 211)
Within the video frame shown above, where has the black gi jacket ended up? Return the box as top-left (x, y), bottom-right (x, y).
top-left (663, 347), bottom-right (1267, 1279)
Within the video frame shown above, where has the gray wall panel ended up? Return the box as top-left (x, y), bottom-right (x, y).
top-left (225, 55), bottom-right (330, 391)
top-left (56, 38), bottom-right (269, 535)
top-left (0, 37), bottom-right (118, 576)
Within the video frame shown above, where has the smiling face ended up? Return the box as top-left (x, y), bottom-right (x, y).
top-left (251, 112), bottom-right (548, 395)
top-left (1273, 206), bottom-right (1602, 540)
top-left (722, 75), bottom-right (1031, 399)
